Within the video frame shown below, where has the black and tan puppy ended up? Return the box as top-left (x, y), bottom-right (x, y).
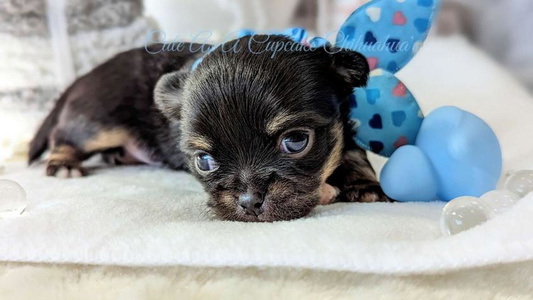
top-left (30, 35), bottom-right (389, 222)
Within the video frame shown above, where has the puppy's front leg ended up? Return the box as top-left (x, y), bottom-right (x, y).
top-left (326, 148), bottom-right (391, 203)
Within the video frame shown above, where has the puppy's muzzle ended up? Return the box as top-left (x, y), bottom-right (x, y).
top-left (238, 192), bottom-right (265, 216)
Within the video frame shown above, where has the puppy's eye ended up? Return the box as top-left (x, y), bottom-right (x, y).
top-left (280, 130), bottom-right (312, 155)
top-left (195, 153), bottom-right (219, 172)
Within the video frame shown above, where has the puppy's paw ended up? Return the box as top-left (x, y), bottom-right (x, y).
top-left (102, 149), bottom-right (124, 165)
top-left (102, 148), bottom-right (143, 165)
top-left (319, 183), bottom-right (340, 205)
top-left (46, 160), bottom-right (87, 178)
top-left (340, 182), bottom-right (391, 203)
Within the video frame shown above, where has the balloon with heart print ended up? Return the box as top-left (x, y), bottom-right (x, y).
top-left (349, 70), bottom-right (423, 156)
top-left (335, 0), bottom-right (441, 157)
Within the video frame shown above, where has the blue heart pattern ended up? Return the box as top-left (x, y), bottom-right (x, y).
top-left (414, 19), bottom-right (430, 33)
top-left (364, 31), bottom-right (378, 46)
top-left (392, 111), bottom-right (407, 127)
top-left (418, 0), bottom-right (434, 8)
top-left (369, 114), bottom-right (383, 129)
top-left (340, 26), bottom-right (357, 41)
top-left (369, 141), bottom-right (385, 154)
top-left (366, 89), bottom-right (381, 104)
top-left (351, 71), bottom-right (423, 157)
top-left (386, 38), bottom-right (401, 53)
top-left (387, 61), bottom-right (399, 73)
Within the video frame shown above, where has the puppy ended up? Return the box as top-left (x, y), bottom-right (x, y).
top-left (30, 35), bottom-right (389, 222)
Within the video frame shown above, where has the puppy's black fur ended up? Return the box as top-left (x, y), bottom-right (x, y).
top-left (30, 35), bottom-right (389, 222)
top-left (29, 44), bottom-right (197, 173)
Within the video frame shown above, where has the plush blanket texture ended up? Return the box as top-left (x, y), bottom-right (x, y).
top-left (0, 37), bottom-right (532, 300)
top-left (1, 261), bottom-right (533, 300)
top-left (1, 162), bottom-right (532, 275)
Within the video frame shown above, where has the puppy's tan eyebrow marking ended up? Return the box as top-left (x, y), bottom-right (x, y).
top-left (187, 135), bottom-right (213, 151)
top-left (320, 121), bottom-right (344, 183)
top-left (266, 112), bottom-right (329, 135)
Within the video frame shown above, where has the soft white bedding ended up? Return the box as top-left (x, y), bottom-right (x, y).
top-left (1, 163), bottom-right (533, 275)
top-left (1, 36), bottom-right (533, 277)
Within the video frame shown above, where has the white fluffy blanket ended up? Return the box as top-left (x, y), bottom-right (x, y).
top-left (1, 163), bottom-right (532, 275)
top-left (1, 36), bottom-right (533, 276)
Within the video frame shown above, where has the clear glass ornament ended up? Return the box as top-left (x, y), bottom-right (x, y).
top-left (0, 179), bottom-right (27, 217)
top-left (504, 170), bottom-right (533, 198)
top-left (479, 190), bottom-right (521, 216)
top-left (440, 190), bottom-right (522, 236)
top-left (440, 196), bottom-right (489, 236)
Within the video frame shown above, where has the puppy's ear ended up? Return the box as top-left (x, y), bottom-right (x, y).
top-left (154, 71), bottom-right (190, 120)
top-left (327, 48), bottom-right (370, 96)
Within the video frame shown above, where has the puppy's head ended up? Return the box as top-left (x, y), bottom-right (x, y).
top-left (155, 35), bottom-right (368, 222)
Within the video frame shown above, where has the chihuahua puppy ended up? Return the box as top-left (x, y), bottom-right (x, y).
top-left (30, 35), bottom-right (389, 222)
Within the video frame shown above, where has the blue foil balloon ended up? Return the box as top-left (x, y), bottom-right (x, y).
top-left (350, 70), bottom-right (423, 156)
top-left (380, 106), bottom-right (503, 202)
top-left (335, 0), bottom-right (441, 157)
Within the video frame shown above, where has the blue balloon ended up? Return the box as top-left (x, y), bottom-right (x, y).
top-left (380, 106), bottom-right (502, 202)
top-left (336, 0), bottom-right (440, 72)
top-left (334, 0), bottom-right (441, 157)
top-left (351, 71), bottom-right (424, 157)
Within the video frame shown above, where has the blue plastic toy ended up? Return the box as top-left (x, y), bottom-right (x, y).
top-left (380, 107), bottom-right (502, 202)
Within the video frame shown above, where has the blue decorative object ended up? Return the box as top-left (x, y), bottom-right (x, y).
top-left (350, 71), bottom-right (423, 156)
top-left (336, 0), bottom-right (440, 157)
top-left (336, 0), bottom-right (439, 72)
top-left (380, 107), bottom-right (503, 202)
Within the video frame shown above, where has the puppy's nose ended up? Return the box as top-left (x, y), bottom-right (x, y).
top-left (238, 193), bottom-right (264, 216)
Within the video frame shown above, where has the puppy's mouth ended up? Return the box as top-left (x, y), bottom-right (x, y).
top-left (208, 189), bottom-right (320, 222)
